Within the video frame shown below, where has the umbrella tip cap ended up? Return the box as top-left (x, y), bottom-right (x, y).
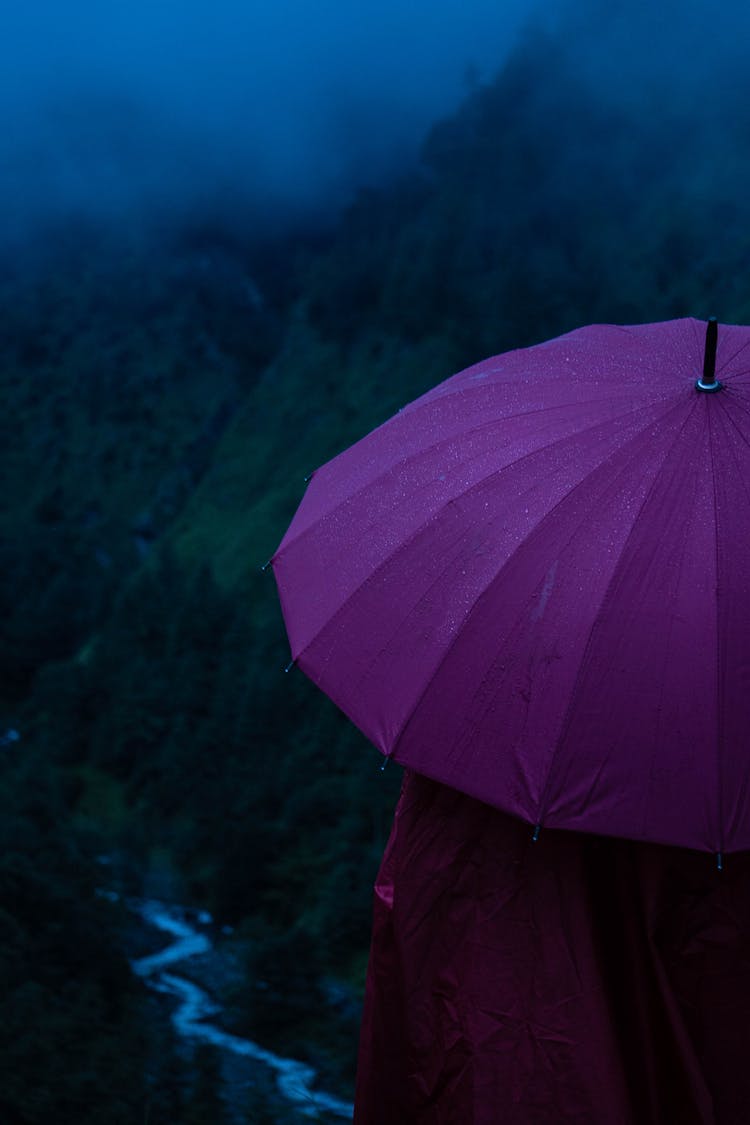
top-left (696, 378), bottom-right (723, 393)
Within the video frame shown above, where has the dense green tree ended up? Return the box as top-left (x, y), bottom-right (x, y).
top-left (0, 755), bottom-right (153, 1123)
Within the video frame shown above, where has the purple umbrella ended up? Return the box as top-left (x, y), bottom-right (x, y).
top-left (271, 318), bottom-right (750, 861)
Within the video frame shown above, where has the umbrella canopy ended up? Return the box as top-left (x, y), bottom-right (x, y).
top-left (271, 318), bottom-right (750, 856)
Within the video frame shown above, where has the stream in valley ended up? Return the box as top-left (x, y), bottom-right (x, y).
top-left (115, 892), bottom-right (355, 1121)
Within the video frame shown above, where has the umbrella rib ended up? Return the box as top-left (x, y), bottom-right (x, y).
top-left (636, 482), bottom-right (701, 842)
top-left (714, 389), bottom-right (750, 448)
top-left (280, 390), bottom-right (657, 555)
top-left (535, 396), bottom-right (702, 827)
top-left (717, 338), bottom-right (750, 377)
top-left (292, 395), bottom-right (683, 678)
top-left (344, 399), bottom-right (658, 550)
top-left (712, 396), bottom-right (750, 845)
top-left (426, 352), bottom-right (686, 403)
top-left (284, 389), bottom-right (679, 567)
top-left (282, 322), bottom-right (703, 553)
top-left (707, 405), bottom-right (723, 856)
top-left (711, 389), bottom-right (750, 428)
top-left (386, 395), bottom-right (693, 771)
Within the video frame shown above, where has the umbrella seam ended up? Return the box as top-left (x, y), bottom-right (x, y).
top-left (403, 321), bottom-right (688, 409)
top-left (385, 395), bottom-right (692, 774)
top-left (717, 339), bottom-right (750, 377)
top-left (535, 396), bottom-right (701, 831)
top-left (707, 405), bottom-right (723, 857)
top-left (277, 391), bottom-right (671, 557)
top-left (711, 399), bottom-right (742, 851)
top-left (279, 322), bottom-right (705, 556)
top-left (290, 395), bottom-right (686, 696)
top-left (308, 399), bottom-right (674, 574)
top-left (636, 455), bottom-right (706, 844)
top-left (708, 388), bottom-right (750, 426)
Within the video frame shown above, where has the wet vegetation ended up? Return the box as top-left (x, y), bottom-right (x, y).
top-left (5, 24), bottom-right (750, 1123)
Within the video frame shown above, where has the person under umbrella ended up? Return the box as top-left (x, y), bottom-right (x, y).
top-left (271, 317), bottom-right (750, 1123)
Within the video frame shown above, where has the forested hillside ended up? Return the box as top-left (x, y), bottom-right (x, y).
top-left (4, 26), bottom-right (750, 1123)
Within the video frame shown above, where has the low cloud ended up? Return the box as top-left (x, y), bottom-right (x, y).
top-left (0, 0), bottom-right (542, 243)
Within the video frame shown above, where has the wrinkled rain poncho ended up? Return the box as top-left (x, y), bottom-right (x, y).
top-left (355, 771), bottom-right (750, 1125)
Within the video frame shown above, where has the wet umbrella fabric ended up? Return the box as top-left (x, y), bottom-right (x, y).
top-left (271, 318), bottom-right (750, 856)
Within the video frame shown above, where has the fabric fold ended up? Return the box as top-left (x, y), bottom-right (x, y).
top-left (355, 772), bottom-right (750, 1124)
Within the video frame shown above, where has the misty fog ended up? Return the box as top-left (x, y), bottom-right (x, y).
top-left (5, 0), bottom-right (750, 249)
top-left (1, 0), bottom-right (546, 244)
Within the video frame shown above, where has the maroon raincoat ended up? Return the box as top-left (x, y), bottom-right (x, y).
top-left (355, 772), bottom-right (750, 1124)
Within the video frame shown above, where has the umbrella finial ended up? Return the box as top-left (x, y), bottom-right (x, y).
top-left (696, 317), bottom-right (723, 392)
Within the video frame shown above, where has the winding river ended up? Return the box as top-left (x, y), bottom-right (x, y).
top-left (124, 895), bottom-right (355, 1121)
